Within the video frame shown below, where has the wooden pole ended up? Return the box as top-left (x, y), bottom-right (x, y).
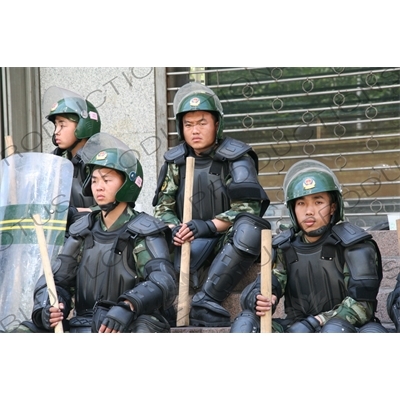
top-left (33, 213), bottom-right (63, 333)
top-left (176, 157), bottom-right (195, 327)
top-left (5, 136), bottom-right (15, 157)
top-left (260, 229), bottom-right (272, 333)
top-left (4, 136), bottom-right (17, 205)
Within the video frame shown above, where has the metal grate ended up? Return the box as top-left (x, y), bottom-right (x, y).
top-left (166, 67), bottom-right (400, 232)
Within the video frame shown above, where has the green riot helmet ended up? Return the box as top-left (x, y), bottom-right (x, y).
top-left (43, 86), bottom-right (101, 145)
top-left (82, 147), bottom-right (143, 205)
top-left (173, 82), bottom-right (224, 141)
top-left (283, 159), bottom-right (344, 233)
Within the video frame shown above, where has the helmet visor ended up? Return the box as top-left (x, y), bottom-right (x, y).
top-left (43, 86), bottom-right (87, 120)
top-left (283, 160), bottom-right (341, 203)
top-left (80, 132), bottom-right (138, 165)
top-left (173, 82), bottom-right (222, 116)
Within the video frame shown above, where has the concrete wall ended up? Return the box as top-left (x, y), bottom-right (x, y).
top-left (39, 67), bottom-right (165, 215)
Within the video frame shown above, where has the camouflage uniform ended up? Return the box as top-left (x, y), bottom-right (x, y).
top-left (153, 82), bottom-right (270, 327)
top-left (154, 151), bottom-right (263, 226)
top-left (231, 160), bottom-right (385, 333)
top-left (14, 145), bottom-right (176, 333)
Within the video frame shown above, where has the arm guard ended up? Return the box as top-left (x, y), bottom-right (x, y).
top-left (127, 213), bottom-right (172, 256)
top-left (119, 258), bottom-right (177, 315)
top-left (228, 156), bottom-right (269, 206)
top-left (345, 241), bottom-right (382, 302)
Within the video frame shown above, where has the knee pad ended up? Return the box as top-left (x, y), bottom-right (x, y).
top-left (232, 213), bottom-right (271, 256)
top-left (130, 314), bottom-right (170, 333)
top-left (230, 310), bottom-right (260, 333)
top-left (320, 317), bottom-right (357, 333)
top-left (358, 321), bottom-right (389, 333)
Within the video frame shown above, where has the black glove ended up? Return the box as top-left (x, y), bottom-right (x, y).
top-left (186, 219), bottom-right (217, 239)
top-left (41, 297), bottom-right (68, 331)
top-left (286, 315), bottom-right (321, 333)
top-left (171, 225), bottom-right (182, 244)
top-left (100, 302), bottom-right (136, 333)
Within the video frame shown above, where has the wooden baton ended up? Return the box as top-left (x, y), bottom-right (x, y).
top-left (33, 213), bottom-right (63, 333)
top-left (260, 229), bottom-right (272, 333)
top-left (176, 156), bottom-right (195, 327)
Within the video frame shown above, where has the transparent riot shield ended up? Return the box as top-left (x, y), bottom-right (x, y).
top-left (0, 152), bottom-right (73, 332)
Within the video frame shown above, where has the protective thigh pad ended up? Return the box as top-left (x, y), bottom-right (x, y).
top-left (232, 213), bottom-right (271, 256)
top-left (345, 242), bottom-right (381, 302)
top-left (174, 237), bottom-right (220, 273)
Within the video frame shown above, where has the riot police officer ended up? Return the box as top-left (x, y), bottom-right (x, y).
top-left (23, 139), bottom-right (176, 333)
top-left (230, 159), bottom-right (387, 333)
top-left (153, 82), bottom-right (270, 327)
top-left (43, 86), bottom-right (102, 228)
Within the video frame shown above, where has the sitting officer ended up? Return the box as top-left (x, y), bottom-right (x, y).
top-left (153, 82), bottom-right (270, 327)
top-left (230, 159), bottom-right (387, 333)
top-left (17, 140), bottom-right (177, 333)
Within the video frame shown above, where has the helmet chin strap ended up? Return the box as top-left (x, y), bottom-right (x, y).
top-left (99, 201), bottom-right (119, 217)
top-left (302, 214), bottom-right (336, 238)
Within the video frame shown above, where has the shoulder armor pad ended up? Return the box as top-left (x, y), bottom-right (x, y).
top-left (215, 138), bottom-right (251, 161)
top-left (68, 212), bottom-right (97, 236)
top-left (272, 228), bottom-right (295, 248)
top-left (164, 143), bottom-right (187, 165)
top-left (126, 212), bottom-right (168, 236)
top-left (331, 222), bottom-right (372, 247)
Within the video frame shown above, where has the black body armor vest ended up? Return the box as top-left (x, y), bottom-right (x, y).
top-left (74, 218), bottom-right (138, 315)
top-left (283, 234), bottom-right (347, 320)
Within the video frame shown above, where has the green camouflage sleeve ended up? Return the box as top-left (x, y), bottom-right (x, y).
top-left (273, 249), bottom-right (374, 325)
top-left (132, 237), bottom-right (152, 279)
top-left (316, 262), bottom-right (375, 326)
top-left (215, 200), bottom-right (261, 224)
top-left (271, 249), bottom-right (287, 295)
top-left (153, 163), bottom-right (181, 226)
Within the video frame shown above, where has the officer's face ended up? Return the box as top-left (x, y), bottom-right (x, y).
top-left (182, 111), bottom-right (218, 155)
top-left (294, 192), bottom-right (336, 241)
top-left (91, 168), bottom-right (124, 206)
top-left (53, 115), bottom-right (78, 150)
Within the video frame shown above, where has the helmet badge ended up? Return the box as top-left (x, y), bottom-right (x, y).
top-left (50, 102), bottom-right (58, 112)
top-left (96, 151), bottom-right (108, 160)
top-left (303, 178), bottom-right (316, 190)
top-left (135, 176), bottom-right (143, 188)
top-left (189, 97), bottom-right (201, 107)
top-left (89, 111), bottom-right (98, 121)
